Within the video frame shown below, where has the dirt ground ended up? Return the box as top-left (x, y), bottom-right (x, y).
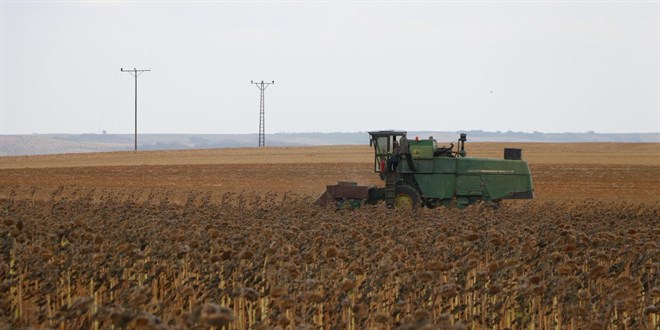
top-left (1, 143), bottom-right (659, 204)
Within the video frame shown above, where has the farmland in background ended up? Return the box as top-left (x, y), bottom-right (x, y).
top-left (0, 143), bottom-right (658, 328)
top-left (1, 143), bottom-right (658, 203)
top-left (1, 131), bottom-right (657, 156)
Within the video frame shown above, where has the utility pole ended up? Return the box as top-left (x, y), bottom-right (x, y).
top-left (121, 68), bottom-right (151, 151)
top-left (251, 80), bottom-right (275, 147)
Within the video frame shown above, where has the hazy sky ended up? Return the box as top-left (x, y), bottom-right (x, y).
top-left (1, 0), bottom-right (658, 135)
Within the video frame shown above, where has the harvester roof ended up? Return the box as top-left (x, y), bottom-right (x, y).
top-left (367, 130), bottom-right (407, 138)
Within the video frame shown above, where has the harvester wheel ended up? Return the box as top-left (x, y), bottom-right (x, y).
top-left (394, 185), bottom-right (421, 209)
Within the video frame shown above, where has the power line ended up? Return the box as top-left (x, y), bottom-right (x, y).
top-left (121, 68), bottom-right (151, 151)
top-left (251, 80), bottom-right (275, 147)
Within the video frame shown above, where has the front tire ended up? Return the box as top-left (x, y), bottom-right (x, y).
top-left (394, 185), bottom-right (421, 209)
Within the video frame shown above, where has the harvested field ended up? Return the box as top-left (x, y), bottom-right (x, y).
top-left (0, 143), bottom-right (658, 328)
top-left (1, 143), bottom-right (659, 203)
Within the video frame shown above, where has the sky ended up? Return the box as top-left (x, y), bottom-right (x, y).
top-left (0, 0), bottom-right (658, 135)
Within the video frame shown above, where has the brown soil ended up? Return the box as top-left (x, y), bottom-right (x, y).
top-left (1, 143), bottom-right (658, 203)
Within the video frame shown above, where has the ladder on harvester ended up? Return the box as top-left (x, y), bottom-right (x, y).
top-left (385, 172), bottom-right (397, 208)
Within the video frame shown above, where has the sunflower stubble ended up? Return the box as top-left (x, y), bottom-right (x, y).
top-left (0, 192), bottom-right (658, 329)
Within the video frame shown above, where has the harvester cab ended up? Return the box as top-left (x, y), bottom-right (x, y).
top-left (315, 131), bottom-right (534, 210)
top-left (368, 130), bottom-right (407, 175)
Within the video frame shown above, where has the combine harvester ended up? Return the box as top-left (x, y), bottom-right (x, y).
top-left (316, 131), bottom-right (534, 209)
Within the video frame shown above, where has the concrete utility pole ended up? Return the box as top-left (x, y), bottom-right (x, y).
top-left (251, 80), bottom-right (275, 147)
top-left (121, 68), bottom-right (151, 151)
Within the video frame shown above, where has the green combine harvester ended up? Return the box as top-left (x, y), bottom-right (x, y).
top-left (316, 131), bottom-right (534, 209)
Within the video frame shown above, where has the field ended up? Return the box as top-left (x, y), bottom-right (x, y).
top-left (0, 143), bottom-right (659, 329)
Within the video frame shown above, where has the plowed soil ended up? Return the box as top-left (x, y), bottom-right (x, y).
top-left (1, 143), bottom-right (658, 203)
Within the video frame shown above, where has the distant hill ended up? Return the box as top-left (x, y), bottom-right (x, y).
top-left (0, 131), bottom-right (657, 156)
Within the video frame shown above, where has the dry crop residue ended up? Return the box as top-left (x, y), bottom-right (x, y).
top-left (1, 143), bottom-right (659, 328)
top-left (1, 193), bottom-right (658, 329)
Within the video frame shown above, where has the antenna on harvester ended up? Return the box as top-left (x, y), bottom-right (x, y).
top-left (121, 67), bottom-right (151, 151)
top-left (251, 80), bottom-right (275, 147)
